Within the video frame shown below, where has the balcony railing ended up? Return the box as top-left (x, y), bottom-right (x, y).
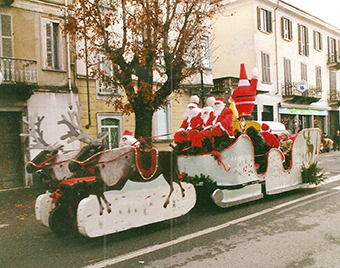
top-left (0, 57), bottom-right (37, 84)
top-left (282, 82), bottom-right (322, 104)
top-left (327, 52), bottom-right (340, 70)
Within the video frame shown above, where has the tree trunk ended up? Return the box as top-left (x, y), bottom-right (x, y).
top-left (134, 107), bottom-right (154, 140)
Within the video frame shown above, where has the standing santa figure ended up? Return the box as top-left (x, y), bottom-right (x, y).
top-left (230, 63), bottom-right (258, 120)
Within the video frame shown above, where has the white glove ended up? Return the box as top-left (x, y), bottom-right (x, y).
top-left (252, 67), bottom-right (258, 78)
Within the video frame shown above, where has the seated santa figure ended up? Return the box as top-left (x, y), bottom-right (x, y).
top-left (191, 97), bottom-right (234, 154)
top-left (173, 95), bottom-right (202, 155)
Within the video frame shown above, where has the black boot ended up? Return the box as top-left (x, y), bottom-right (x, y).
top-left (203, 138), bottom-right (213, 152)
top-left (214, 136), bottom-right (222, 151)
top-left (173, 143), bottom-right (185, 155)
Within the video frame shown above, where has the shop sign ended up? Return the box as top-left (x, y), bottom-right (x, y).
top-left (279, 107), bottom-right (327, 116)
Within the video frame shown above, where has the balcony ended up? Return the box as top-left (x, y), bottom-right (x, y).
top-left (329, 90), bottom-right (340, 106)
top-left (0, 57), bottom-right (37, 100)
top-left (282, 82), bottom-right (322, 104)
top-left (327, 52), bottom-right (340, 70)
top-left (0, 57), bottom-right (37, 84)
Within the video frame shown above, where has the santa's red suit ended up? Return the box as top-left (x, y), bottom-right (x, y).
top-left (260, 123), bottom-right (279, 149)
top-left (174, 96), bottom-right (203, 144)
top-left (192, 97), bottom-right (234, 149)
top-left (231, 63), bottom-right (258, 118)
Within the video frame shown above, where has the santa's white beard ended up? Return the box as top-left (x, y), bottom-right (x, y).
top-left (119, 136), bottom-right (139, 147)
top-left (213, 103), bottom-right (225, 116)
top-left (183, 107), bottom-right (199, 120)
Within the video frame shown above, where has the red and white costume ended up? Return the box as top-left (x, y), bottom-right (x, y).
top-left (119, 130), bottom-right (140, 148)
top-left (230, 63), bottom-right (258, 118)
top-left (192, 97), bottom-right (234, 148)
top-left (260, 123), bottom-right (279, 149)
top-left (174, 96), bottom-right (203, 144)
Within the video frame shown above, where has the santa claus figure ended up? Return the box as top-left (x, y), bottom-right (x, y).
top-left (230, 63), bottom-right (258, 120)
top-left (260, 123), bottom-right (279, 149)
top-left (191, 97), bottom-right (234, 153)
top-left (173, 95), bottom-right (203, 154)
top-left (119, 130), bottom-right (140, 148)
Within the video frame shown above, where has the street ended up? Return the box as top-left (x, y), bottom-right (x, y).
top-left (1, 151), bottom-right (340, 268)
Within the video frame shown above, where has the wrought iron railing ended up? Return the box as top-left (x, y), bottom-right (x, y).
top-left (329, 90), bottom-right (340, 101)
top-left (282, 82), bottom-right (322, 99)
top-left (0, 57), bottom-right (37, 84)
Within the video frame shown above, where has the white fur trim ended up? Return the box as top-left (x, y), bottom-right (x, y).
top-left (238, 79), bottom-right (250, 86)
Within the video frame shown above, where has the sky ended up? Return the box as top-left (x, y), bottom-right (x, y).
top-left (283, 0), bottom-right (340, 29)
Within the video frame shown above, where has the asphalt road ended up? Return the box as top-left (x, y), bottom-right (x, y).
top-left (1, 150), bottom-right (340, 268)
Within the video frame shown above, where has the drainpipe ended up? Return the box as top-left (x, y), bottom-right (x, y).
top-left (81, 1), bottom-right (91, 129)
top-left (65, 0), bottom-right (73, 109)
top-left (274, 0), bottom-right (280, 95)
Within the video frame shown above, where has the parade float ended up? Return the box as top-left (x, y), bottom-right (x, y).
top-left (27, 64), bottom-right (322, 238)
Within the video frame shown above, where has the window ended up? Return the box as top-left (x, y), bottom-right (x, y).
top-left (186, 35), bottom-right (211, 70)
top-left (328, 37), bottom-right (338, 63)
top-left (283, 58), bottom-right (292, 87)
top-left (152, 102), bottom-right (172, 140)
top-left (301, 62), bottom-right (307, 81)
top-left (42, 19), bottom-right (62, 69)
top-left (97, 51), bottom-right (121, 95)
top-left (97, 114), bottom-right (123, 149)
top-left (298, 24), bottom-right (309, 56)
top-left (252, 104), bottom-right (258, 121)
top-left (281, 17), bottom-right (292, 41)
top-left (257, 7), bottom-right (272, 33)
top-left (314, 30), bottom-right (322, 51)
top-left (261, 52), bottom-right (271, 83)
top-left (315, 66), bottom-right (322, 90)
top-left (262, 105), bottom-right (273, 121)
top-left (0, 14), bottom-right (12, 57)
top-left (330, 70), bottom-right (337, 92)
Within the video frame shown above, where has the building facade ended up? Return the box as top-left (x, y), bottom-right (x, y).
top-left (212, 0), bottom-right (340, 135)
top-left (0, 0), bottom-right (78, 189)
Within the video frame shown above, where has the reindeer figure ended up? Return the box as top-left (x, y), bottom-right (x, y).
top-left (303, 130), bottom-right (314, 165)
top-left (21, 114), bottom-right (83, 185)
top-left (59, 102), bottom-right (185, 215)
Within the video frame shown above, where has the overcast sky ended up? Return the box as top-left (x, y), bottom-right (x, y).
top-left (283, 0), bottom-right (340, 28)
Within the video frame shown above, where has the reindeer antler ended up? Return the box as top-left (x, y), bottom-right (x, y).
top-left (21, 114), bottom-right (64, 150)
top-left (58, 102), bottom-right (108, 145)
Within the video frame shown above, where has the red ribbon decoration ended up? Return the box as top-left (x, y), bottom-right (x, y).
top-left (211, 150), bottom-right (231, 172)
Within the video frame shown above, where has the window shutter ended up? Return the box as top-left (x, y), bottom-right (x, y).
top-left (267, 10), bottom-right (272, 33)
top-left (1, 14), bottom-right (12, 57)
top-left (281, 16), bottom-right (284, 39)
top-left (298, 24), bottom-right (302, 55)
top-left (45, 22), bottom-right (53, 67)
top-left (305, 27), bottom-right (309, 56)
top-left (289, 19), bottom-right (292, 40)
top-left (257, 7), bottom-right (261, 30)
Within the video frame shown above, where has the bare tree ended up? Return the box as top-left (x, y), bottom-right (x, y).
top-left (64, 0), bottom-right (222, 138)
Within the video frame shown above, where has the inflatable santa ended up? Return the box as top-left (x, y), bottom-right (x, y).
top-left (230, 63), bottom-right (258, 120)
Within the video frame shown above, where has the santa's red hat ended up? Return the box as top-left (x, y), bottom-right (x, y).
top-left (261, 123), bottom-right (270, 133)
top-left (238, 63), bottom-right (250, 86)
top-left (123, 130), bottom-right (133, 136)
top-left (214, 97), bottom-right (224, 104)
top-left (187, 95), bottom-right (200, 108)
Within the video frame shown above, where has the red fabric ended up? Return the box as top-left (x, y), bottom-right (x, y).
top-left (192, 107), bottom-right (234, 148)
top-left (261, 132), bottom-right (280, 148)
top-left (58, 176), bottom-right (97, 187)
top-left (231, 77), bottom-right (258, 116)
top-left (174, 113), bottom-right (203, 143)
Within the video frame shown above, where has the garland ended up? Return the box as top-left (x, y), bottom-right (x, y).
top-left (181, 173), bottom-right (217, 196)
top-left (301, 162), bottom-right (325, 185)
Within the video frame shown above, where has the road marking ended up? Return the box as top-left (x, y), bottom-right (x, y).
top-left (0, 224), bottom-right (9, 229)
top-left (82, 190), bottom-right (327, 268)
top-left (332, 186), bottom-right (340, 190)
